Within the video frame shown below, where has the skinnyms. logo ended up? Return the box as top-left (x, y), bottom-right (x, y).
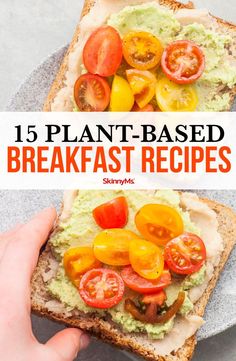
top-left (103, 178), bottom-right (135, 185)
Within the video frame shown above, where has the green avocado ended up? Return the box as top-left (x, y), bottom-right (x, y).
top-left (110, 302), bottom-right (174, 339)
top-left (165, 284), bottom-right (194, 316)
top-left (48, 190), bottom-right (205, 339)
top-left (48, 266), bottom-right (198, 339)
top-left (107, 3), bottom-right (236, 111)
top-left (107, 2), bottom-right (181, 45)
top-left (183, 264), bottom-right (207, 290)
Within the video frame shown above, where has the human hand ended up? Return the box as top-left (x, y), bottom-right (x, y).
top-left (0, 207), bottom-right (90, 361)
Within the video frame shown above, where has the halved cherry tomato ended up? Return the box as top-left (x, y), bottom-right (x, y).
top-left (164, 233), bottom-right (206, 275)
top-left (142, 290), bottom-right (166, 306)
top-left (126, 69), bottom-right (157, 108)
top-left (110, 75), bottom-right (134, 111)
top-left (79, 268), bottom-right (125, 308)
top-left (74, 74), bottom-right (110, 111)
top-left (83, 26), bottom-right (123, 77)
top-left (93, 196), bottom-right (128, 229)
top-left (121, 266), bottom-right (171, 294)
top-left (161, 40), bottom-right (205, 84)
top-left (63, 247), bottom-right (101, 287)
top-left (129, 239), bottom-right (164, 280)
top-left (132, 103), bottom-right (154, 112)
top-left (156, 76), bottom-right (198, 112)
top-left (93, 229), bottom-right (140, 266)
top-left (135, 204), bottom-right (184, 246)
top-left (125, 291), bottom-right (185, 324)
top-left (123, 31), bottom-right (163, 70)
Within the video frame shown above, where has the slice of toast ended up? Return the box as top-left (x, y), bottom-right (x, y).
top-left (43, 0), bottom-right (236, 112)
top-left (31, 194), bottom-right (236, 361)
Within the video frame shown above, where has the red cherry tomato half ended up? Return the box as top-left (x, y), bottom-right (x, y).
top-left (161, 40), bottom-right (205, 84)
top-left (83, 26), bottom-right (123, 77)
top-left (93, 196), bottom-right (128, 229)
top-left (79, 268), bottom-right (125, 309)
top-left (164, 232), bottom-right (206, 275)
top-left (74, 73), bottom-right (110, 111)
top-left (121, 266), bottom-right (171, 294)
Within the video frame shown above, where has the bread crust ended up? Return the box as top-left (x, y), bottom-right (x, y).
top-left (31, 195), bottom-right (236, 361)
top-left (43, 0), bottom-right (236, 112)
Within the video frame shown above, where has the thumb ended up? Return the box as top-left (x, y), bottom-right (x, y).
top-left (46, 328), bottom-right (90, 361)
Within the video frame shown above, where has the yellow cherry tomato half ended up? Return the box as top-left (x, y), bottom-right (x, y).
top-left (129, 238), bottom-right (164, 280)
top-left (123, 31), bottom-right (163, 70)
top-left (126, 69), bottom-right (157, 108)
top-left (156, 76), bottom-right (198, 111)
top-left (93, 228), bottom-right (141, 266)
top-left (135, 204), bottom-right (184, 246)
top-left (110, 75), bottom-right (134, 111)
top-left (63, 247), bottom-right (101, 286)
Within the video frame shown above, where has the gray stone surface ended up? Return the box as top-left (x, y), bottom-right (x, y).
top-left (0, 1), bottom-right (236, 361)
top-left (0, 0), bottom-right (83, 109)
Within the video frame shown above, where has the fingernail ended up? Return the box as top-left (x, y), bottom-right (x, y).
top-left (79, 333), bottom-right (90, 350)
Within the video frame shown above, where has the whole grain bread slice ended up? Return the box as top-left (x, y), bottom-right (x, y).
top-left (31, 195), bottom-right (236, 361)
top-left (43, 0), bottom-right (236, 112)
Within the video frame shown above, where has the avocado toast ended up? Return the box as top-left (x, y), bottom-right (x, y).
top-left (43, 0), bottom-right (236, 112)
top-left (31, 190), bottom-right (236, 361)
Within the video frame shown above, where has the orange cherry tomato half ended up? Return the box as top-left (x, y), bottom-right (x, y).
top-left (132, 103), bottom-right (154, 112)
top-left (135, 204), bottom-right (184, 246)
top-left (83, 26), bottom-right (123, 77)
top-left (79, 268), bottom-right (125, 308)
top-left (123, 31), bottom-right (163, 70)
top-left (126, 69), bottom-right (157, 108)
top-left (93, 229), bottom-right (141, 266)
top-left (164, 233), bottom-right (206, 275)
top-left (93, 196), bottom-right (128, 229)
top-left (161, 40), bottom-right (205, 84)
top-left (74, 73), bottom-right (110, 111)
top-left (121, 266), bottom-right (171, 294)
top-left (129, 238), bottom-right (164, 280)
top-left (63, 247), bottom-right (101, 286)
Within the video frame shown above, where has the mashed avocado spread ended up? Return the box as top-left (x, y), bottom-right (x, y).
top-left (106, 2), bottom-right (236, 111)
top-left (48, 190), bottom-right (206, 339)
